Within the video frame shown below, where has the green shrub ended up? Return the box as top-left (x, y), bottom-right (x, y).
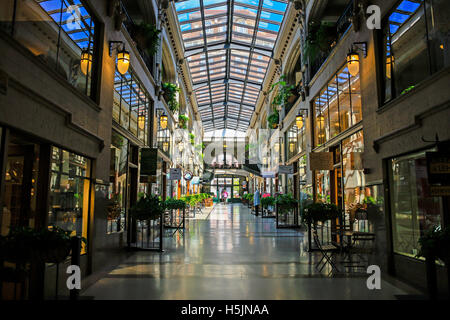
top-left (303, 202), bottom-right (340, 224)
top-left (275, 193), bottom-right (298, 214)
top-left (129, 194), bottom-right (164, 221)
top-left (261, 196), bottom-right (275, 209)
top-left (164, 198), bottom-right (186, 210)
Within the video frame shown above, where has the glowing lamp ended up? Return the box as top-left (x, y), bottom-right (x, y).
top-left (117, 48), bottom-right (130, 75)
top-left (347, 52), bottom-right (360, 76)
top-left (160, 114), bottom-right (168, 129)
top-left (296, 114), bottom-right (304, 129)
top-left (80, 50), bottom-right (92, 75)
top-left (138, 115), bottom-right (145, 130)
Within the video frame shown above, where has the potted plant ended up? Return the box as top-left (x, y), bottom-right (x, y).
top-left (178, 114), bottom-right (189, 129)
top-left (129, 194), bottom-right (164, 221)
top-left (303, 202), bottom-right (340, 227)
top-left (270, 75), bottom-right (296, 109)
top-left (275, 193), bottom-right (298, 216)
top-left (162, 82), bottom-right (180, 112)
top-left (37, 226), bottom-right (86, 263)
top-left (302, 22), bottom-right (337, 64)
top-left (189, 133), bottom-right (195, 145)
top-left (164, 198), bottom-right (186, 210)
top-left (267, 110), bottom-right (279, 129)
top-left (261, 195), bottom-right (276, 213)
top-left (417, 226), bottom-right (450, 299)
top-left (130, 22), bottom-right (161, 55)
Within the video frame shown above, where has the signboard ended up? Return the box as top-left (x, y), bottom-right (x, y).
top-left (430, 185), bottom-right (450, 197)
top-left (309, 152), bottom-right (334, 171)
top-left (183, 171), bottom-right (193, 181)
top-left (191, 176), bottom-right (200, 185)
top-left (426, 152), bottom-right (450, 184)
top-left (350, 152), bottom-right (364, 170)
top-left (279, 165), bottom-right (294, 174)
top-left (169, 168), bottom-right (182, 180)
top-left (262, 171), bottom-right (276, 178)
top-left (140, 148), bottom-right (158, 175)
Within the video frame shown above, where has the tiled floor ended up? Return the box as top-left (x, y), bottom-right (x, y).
top-left (82, 203), bottom-right (419, 300)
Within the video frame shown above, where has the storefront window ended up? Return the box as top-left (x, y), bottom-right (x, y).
top-left (382, 0), bottom-right (450, 103)
top-left (108, 131), bottom-right (128, 234)
top-left (389, 150), bottom-right (443, 258)
top-left (316, 170), bottom-right (331, 203)
top-left (114, 69), bottom-right (150, 144)
top-left (342, 131), bottom-right (366, 229)
top-left (0, 0), bottom-right (98, 97)
top-left (49, 147), bottom-right (91, 252)
top-left (313, 64), bottom-right (362, 147)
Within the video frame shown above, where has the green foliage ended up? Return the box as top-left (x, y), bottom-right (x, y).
top-left (189, 133), bottom-right (195, 145)
top-left (243, 193), bottom-right (254, 202)
top-left (178, 114), bottom-right (189, 129)
top-left (162, 82), bottom-right (180, 112)
top-left (1, 225), bottom-right (86, 263)
top-left (275, 193), bottom-right (298, 214)
top-left (164, 198), bottom-right (186, 210)
top-left (261, 196), bottom-right (275, 209)
top-left (130, 22), bottom-right (161, 55)
top-left (303, 202), bottom-right (341, 224)
top-left (129, 194), bottom-right (164, 221)
top-left (401, 85), bottom-right (415, 95)
top-left (302, 23), bottom-right (337, 64)
top-left (267, 109), bottom-right (279, 129)
top-left (417, 226), bottom-right (450, 265)
top-left (270, 75), bottom-right (296, 108)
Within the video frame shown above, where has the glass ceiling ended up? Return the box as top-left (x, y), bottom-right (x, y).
top-left (175, 0), bottom-right (289, 132)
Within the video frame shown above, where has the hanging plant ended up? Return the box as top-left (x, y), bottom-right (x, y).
top-left (303, 202), bottom-right (341, 225)
top-left (275, 194), bottom-right (298, 215)
top-left (130, 22), bottom-right (161, 55)
top-left (162, 82), bottom-right (180, 112)
top-left (270, 75), bottom-right (296, 108)
top-left (178, 114), bottom-right (189, 129)
top-left (267, 109), bottom-right (279, 129)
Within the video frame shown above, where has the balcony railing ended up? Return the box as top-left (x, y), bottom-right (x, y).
top-left (308, 0), bottom-right (354, 80)
top-left (120, 1), bottom-right (156, 79)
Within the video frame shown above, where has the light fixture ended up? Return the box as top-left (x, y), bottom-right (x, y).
top-left (80, 50), bottom-right (92, 75)
top-left (347, 42), bottom-right (367, 77)
top-left (138, 115), bottom-right (145, 130)
top-left (163, 141), bottom-right (169, 152)
top-left (160, 114), bottom-right (168, 129)
top-left (296, 114), bottom-right (304, 129)
top-left (289, 142), bottom-right (295, 153)
top-left (274, 142), bottom-right (280, 153)
top-left (178, 142), bottom-right (184, 152)
top-left (109, 41), bottom-right (130, 75)
top-left (262, 157), bottom-right (267, 165)
top-left (117, 48), bottom-right (130, 75)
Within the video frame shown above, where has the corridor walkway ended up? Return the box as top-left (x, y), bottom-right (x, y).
top-left (82, 203), bottom-right (418, 300)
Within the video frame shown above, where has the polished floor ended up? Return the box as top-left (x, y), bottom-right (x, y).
top-left (82, 203), bottom-right (418, 300)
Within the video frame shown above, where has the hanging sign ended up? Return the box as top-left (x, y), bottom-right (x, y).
top-left (279, 165), bottom-right (294, 174)
top-left (430, 185), bottom-right (450, 197)
top-left (426, 152), bottom-right (450, 185)
top-left (140, 148), bottom-right (157, 175)
top-left (309, 152), bottom-right (334, 171)
top-left (262, 171), bottom-right (276, 178)
top-left (169, 168), bottom-right (182, 180)
top-left (183, 171), bottom-right (193, 181)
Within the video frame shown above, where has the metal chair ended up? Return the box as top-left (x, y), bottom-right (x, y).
top-left (312, 228), bottom-right (341, 276)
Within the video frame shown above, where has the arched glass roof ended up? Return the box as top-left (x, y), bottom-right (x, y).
top-left (174, 0), bottom-right (289, 132)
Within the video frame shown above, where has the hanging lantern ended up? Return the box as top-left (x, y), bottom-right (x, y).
top-left (296, 114), bottom-right (304, 129)
top-left (138, 115), bottom-right (145, 130)
top-left (117, 48), bottom-right (130, 75)
top-left (289, 142), bottom-right (295, 153)
top-left (160, 114), bottom-right (168, 129)
top-left (163, 141), bottom-right (169, 152)
top-left (317, 113), bottom-right (325, 128)
top-left (347, 52), bottom-right (360, 76)
top-left (80, 50), bottom-right (92, 75)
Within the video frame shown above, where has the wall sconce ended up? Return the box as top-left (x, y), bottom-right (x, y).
top-left (160, 114), bottom-right (168, 129)
top-left (138, 115), bottom-right (145, 130)
top-left (296, 109), bottom-right (308, 129)
top-left (347, 42), bottom-right (367, 77)
top-left (163, 141), bottom-right (169, 152)
top-left (80, 49), bottom-right (92, 75)
top-left (109, 41), bottom-right (130, 75)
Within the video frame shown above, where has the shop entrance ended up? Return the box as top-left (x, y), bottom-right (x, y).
top-left (0, 131), bottom-right (40, 236)
top-left (209, 175), bottom-right (243, 203)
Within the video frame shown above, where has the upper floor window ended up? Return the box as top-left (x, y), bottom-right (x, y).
top-left (313, 63), bottom-right (362, 147)
top-left (0, 0), bottom-right (98, 99)
top-left (113, 69), bottom-right (150, 145)
top-left (382, 0), bottom-right (450, 103)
